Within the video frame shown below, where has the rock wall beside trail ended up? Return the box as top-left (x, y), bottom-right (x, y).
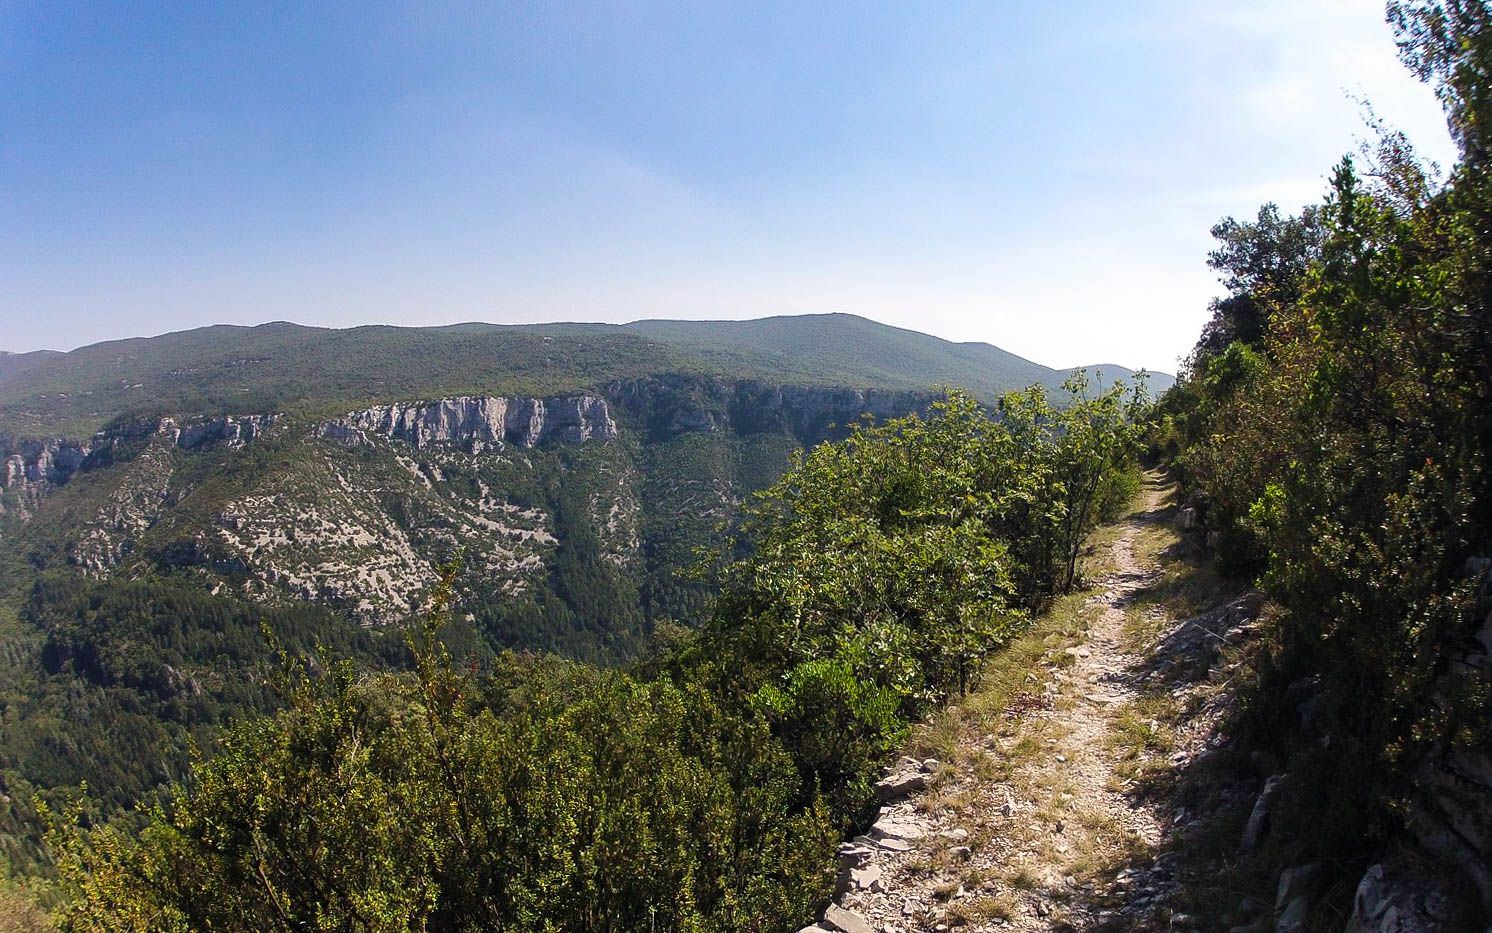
top-left (1389, 558), bottom-right (1492, 920)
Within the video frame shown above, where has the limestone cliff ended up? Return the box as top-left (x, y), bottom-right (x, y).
top-left (0, 414), bottom-right (278, 492)
top-left (2, 435), bottom-right (89, 489)
top-left (320, 395), bottom-right (618, 450)
top-left (0, 377), bottom-right (932, 637)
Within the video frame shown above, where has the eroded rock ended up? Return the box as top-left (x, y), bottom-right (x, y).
top-left (874, 769), bottom-right (927, 802)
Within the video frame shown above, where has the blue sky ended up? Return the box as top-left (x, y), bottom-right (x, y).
top-left (0, 1), bottom-right (1455, 371)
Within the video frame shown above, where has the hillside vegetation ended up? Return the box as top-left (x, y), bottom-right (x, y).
top-left (12, 2), bottom-right (1492, 928)
top-left (622, 314), bottom-right (1154, 403)
top-left (0, 314), bottom-right (1166, 436)
top-left (0, 313), bottom-right (1164, 880)
top-left (47, 385), bottom-right (1145, 930)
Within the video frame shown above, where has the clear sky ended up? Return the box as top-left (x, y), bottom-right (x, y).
top-left (0, 1), bottom-right (1456, 372)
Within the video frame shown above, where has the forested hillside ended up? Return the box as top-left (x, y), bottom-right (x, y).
top-left (9, 1), bottom-right (1492, 929)
top-left (0, 314), bottom-right (1163, 436)
top-left (0, 381), bottom-right (908, 870)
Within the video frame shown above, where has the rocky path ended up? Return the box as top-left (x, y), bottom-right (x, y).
top-left (803, 474), bottom-right (1259, 932)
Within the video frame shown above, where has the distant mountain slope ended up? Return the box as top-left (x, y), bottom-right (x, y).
top-left (581, 314), bottom-right (1170, 399)
top-left (622, 313), bottom-right (1053, 399)
top-left (0, 350), bottom-right (63, 389)
top-left (0, 314), bottom-right (1169, 436)
top-left (0, 323), bottom-right (696, 435)
top-left (0, 314), bottom-right (1166, 865)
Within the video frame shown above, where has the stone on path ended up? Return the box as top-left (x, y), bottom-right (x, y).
top-left (856, 832), bottom-right (913, 852)
top-left (1240, 774), bottom-right (1286, 853)
top-left (849, 864), bottom-right (884, 892)
top-left (836, 843), bottom-right (874, 868)
top-left (823, 903), bottom-right (875, 933)
top-left (871, 815), bottom-right (926, 842)
top-left (874, 770), bottom-right (927, 801)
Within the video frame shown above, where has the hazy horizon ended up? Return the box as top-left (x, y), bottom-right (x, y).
top-left (0, 2), bottom-right (1457, 371)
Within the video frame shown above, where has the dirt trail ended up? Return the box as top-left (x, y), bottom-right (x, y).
top-left (822, 474), bottom-right (1252, 932)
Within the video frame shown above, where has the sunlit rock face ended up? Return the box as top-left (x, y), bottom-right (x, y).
top-left (0, 379), bottom-right (929, 630)
top-left (322, 395), bottom-right (619, 450)
top-left (174, 414), bottom-right (277, 450)
top-left (0, 436), bottom-right (90, 489)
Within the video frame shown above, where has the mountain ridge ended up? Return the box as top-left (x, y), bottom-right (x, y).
top-left (0, 314), bottom-right (1170, 437)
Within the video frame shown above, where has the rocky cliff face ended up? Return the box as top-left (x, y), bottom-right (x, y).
top-left (2, 436), bottom-right (90, 489)
top-left (1, 414), bottom-right (278, 492)
top-left (320, 395), bottom-right (618, 450)
top-left (1, 377), bottom-right (933, 640)
top-left (173, 414), bottom-right (277, 450)
top-left (4, 378), bottom-right (926, 492)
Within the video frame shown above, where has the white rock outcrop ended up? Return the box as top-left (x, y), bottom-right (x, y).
top-left (322, 395), bottom-right (618, 450)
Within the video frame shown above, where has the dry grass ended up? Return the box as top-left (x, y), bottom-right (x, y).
top-left (945, 893), bottom-right (1016, 924)
top-left (911, 566), bottom-right (1109, 763)
top-left (1106, 694), bottom-right (1180, 785)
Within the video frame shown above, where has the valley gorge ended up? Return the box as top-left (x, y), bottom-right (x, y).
top-left (0, 377), bottom-right (935, 636)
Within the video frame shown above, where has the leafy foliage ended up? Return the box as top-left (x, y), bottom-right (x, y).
top-left (682, 386), bottom-right (1143, 820)
top-left (1157, 0), bottom-right (1492, 887)
top-left (0, 573), bottom-right (392, 876)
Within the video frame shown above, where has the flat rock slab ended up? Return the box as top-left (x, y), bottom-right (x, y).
top-left (823, 904), bottom-right (874, 933)
top-left (871, 815), bottom-right (926, 842)
top-left (855, 832), bottom-right (913, 852)
top-left (849, 864), bottom-right (884, 892)
top-left (836, 843), bottom-right (874, 867)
